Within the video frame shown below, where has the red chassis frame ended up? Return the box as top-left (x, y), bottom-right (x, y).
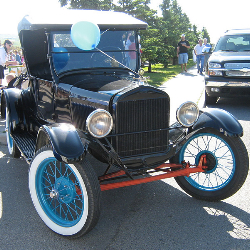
top-left (99, 155), bottom-right (208, 191)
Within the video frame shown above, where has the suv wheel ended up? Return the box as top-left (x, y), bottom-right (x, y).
top-left (205, 91), bottom-right (217, 105)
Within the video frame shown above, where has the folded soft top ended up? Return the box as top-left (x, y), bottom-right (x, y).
top-left (18, 9), bottom-right (148, 33)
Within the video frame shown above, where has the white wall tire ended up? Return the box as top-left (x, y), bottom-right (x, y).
top-left (29, 146), bottom-right (100, 237)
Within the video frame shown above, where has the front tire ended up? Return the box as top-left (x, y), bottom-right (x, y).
top-left (175, 128), bottom-right (249, 201)
top-left (29, 146), bottom-right (101, 238)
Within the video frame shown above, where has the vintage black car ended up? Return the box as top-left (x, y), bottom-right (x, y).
top-left (1, 10), bottom-right (248, 238)
top-left (205, 29), bottom-right (250, 104)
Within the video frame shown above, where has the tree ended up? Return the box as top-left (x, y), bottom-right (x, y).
top-left (59, 0), bottom-right (113, 10)
top-left (58, 0), bottom-right (211, 71)
top-left (140, 28), bottom-right (159, 72)
top-left (202, 27), bottom-right (210, 43)
top-left (159, 0), bottom-right (192, 66)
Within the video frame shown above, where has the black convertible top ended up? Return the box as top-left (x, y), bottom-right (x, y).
top-left (18, 9), bottom-right (147, 80)
top-left (18, 9), bottom-right (148, 33)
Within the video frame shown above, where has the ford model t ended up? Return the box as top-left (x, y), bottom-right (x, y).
top-left (1, 9), bottom-right (248, 238)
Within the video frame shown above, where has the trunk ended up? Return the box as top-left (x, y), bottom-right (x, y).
top-left (148, 62), bottom-right (152, 72)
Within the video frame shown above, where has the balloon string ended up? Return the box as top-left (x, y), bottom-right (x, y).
top-left (95, 48), bottom-right (137, 75)
top-left (101, 29), bottom-right (110, 35)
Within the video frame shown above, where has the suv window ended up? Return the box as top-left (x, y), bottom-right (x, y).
top-left (51, 30), bottom-right (138, 74)
top-left (215, 34), bottom-right (250, 52)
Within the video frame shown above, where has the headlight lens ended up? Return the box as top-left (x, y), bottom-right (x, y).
top-left (208, 70), bottom-right (223, 76)
top-left (176, 102), bottom-right (199, 127)
top-left (86, 109), bottom-right (113, 138)
top-left (208, 62), bottom-right (221, 68)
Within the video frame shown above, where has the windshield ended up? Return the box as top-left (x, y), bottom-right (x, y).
top-left (214, 34), bottom-right (250, 52)
top-left (51, 30), bottom-right (139, 75)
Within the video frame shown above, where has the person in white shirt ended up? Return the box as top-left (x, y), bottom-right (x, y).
top-left (194, 39), bottom-right (205, 75)
top-left (0, 40), bottom-right (14, 86)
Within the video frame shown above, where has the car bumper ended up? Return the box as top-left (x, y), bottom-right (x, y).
top-left (205, 77), bottom-right (250, 97)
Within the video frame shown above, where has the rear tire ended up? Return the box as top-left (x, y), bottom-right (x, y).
top-left (29, 145), bottom-right (101, 238)
top-left (5, 107), bottom-right (21, 158)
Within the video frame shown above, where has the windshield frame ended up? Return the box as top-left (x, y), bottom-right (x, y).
top-left (49, 30), bottom-right (140, 76)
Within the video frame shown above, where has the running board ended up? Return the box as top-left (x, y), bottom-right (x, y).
top-left (12, 132), bottom-right (36, 162)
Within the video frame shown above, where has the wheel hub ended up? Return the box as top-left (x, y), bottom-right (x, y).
top-left (50, 177), bottom-right (76, 203)
top-left (50, 189), bottom-right (59, 199)
top-left (197, 151), bottom-right (217, 173)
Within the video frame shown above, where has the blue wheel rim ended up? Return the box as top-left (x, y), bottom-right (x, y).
top-left (6, 111), bottom-right (13, 151)
top-left (179, 132), bottom-right (236, 191)
top-left (35, 158), bottom-right (84, 227)
top-left (7, 129), bottom-right (13, 149)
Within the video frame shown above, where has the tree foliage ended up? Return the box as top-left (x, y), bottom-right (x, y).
top-left (58, 0), bottom-right (210, 71)
top-left (59, 0), bottom-right (113, 10)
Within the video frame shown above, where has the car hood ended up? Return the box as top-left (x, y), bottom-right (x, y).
top-left (209, 51), bottom-right (250, 63)
top-left (66, 73), bottom-right (139, 105)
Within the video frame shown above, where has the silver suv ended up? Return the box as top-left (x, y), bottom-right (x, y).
top-left (205, 29), bottom-right (250, 104)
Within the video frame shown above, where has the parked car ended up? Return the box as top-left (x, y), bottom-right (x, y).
top-left (205, 29), bottom-right (250, 104)
top-left (1, 10), bottom-right (248, 238)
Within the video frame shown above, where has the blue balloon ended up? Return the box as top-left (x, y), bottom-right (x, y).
top-left (53, 47), bottom-right (70, 70)
top-left (71, 21), bottom-right (100, 51)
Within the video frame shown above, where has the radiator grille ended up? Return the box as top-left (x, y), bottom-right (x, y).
top-left (115, 97), bottom-right (170, 157)
top-left (224, 62), bottom-right (250, 77)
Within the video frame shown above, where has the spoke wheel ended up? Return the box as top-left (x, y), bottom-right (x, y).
top-left (29, 146), bottom-right (100, 238)
top-left (175, 128), bottom-right (248, 201)
top-left (5, 107), bottom-right (21, 158)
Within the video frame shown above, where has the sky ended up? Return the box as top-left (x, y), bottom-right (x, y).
top-left (150, 0), bottom-right (250, 43)
top-left (1, 0), bottom-right (250, 44)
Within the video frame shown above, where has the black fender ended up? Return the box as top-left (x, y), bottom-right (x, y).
top-left (36, 123), bottom-right (88, 162)
top-left (192, 108), bottom-right (243, 137)
top-left (1, 88), bottom-right (25, 129)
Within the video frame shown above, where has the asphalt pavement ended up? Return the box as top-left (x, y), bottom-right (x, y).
top-left (2, 69), bottom-right (250, 250)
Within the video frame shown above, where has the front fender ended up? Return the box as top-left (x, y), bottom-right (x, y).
top-left (36, 123), bottom-right (88, 162)
top-left (192, 108), bottom-right (243, 137)
top-left (1, 88), bottom-right (24, 129)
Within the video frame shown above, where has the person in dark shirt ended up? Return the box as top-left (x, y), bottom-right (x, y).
top-left (14, 50), bottom-right (22, 65)
top-left (177, 34), bottom-right (190, 72)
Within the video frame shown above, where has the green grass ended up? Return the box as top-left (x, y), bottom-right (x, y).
top-left (143, 60), bottom-right (195, 87)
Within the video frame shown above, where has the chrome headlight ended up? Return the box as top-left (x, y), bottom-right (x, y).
top-left (176, 102), bottom-right (199, 127)
top-left (86, 109), bottom-right (113, 138)
top-left (208, 62), bottom-right (223, 76)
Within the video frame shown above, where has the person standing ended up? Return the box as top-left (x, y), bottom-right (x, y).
top-left (177, 34), bottom-right (190, 72)
top-left (128, 35), bottom-right (136, 70)
top-left (0, 40), bottom-right (14, 86)
top-left (203, 38), bottom-right (211, 69)
top-left (125, 32), bottom-right (132, 67)
top-left (194, 39), bottom-right (205, 75)
top-left (14, 50), bottom-right (22, 65)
